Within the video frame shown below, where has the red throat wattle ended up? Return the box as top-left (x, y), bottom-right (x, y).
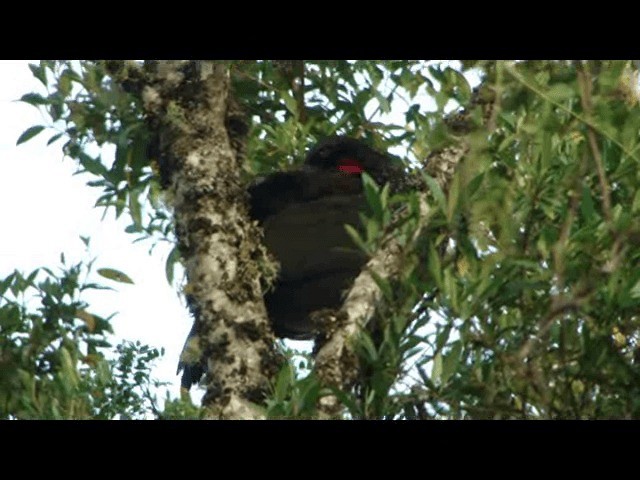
top-left (338, 158), bottom-right (363, 174)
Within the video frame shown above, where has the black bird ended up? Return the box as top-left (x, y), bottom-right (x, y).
top-left (178, 136), bottom-right (404, 389)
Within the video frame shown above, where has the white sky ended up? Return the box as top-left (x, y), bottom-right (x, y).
top-left (0, 60), bottom-right (192, 403)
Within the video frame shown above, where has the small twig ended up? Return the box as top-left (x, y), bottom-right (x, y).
top-left (486, 61), bottom-right (503, 132)
top-left (291, 60), bottom-right (307, 124)
top-left (577, 63), bottom-right (613, 223)
top-left (552, 167), bottom-right (582, 291)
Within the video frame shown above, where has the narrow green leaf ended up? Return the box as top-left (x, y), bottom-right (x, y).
top-left (20, 92), bottom-right (48, 106)
top-left (428, 242), bottom-right (443, 289)
top-left (344, 224), bottom-right (370, 255)
top-left (632, 189), bottom-right (640, 214)
top-left (165, 246), bottom-right (181, 285)
top-left (28, 63), bottom-right (48, 86)
top-left (361, 172), bottom-right (383, 221)
top-left (0, 304), bottom-right (21, 329)
top-left (365, 217), bottom-right (380, 245)
top-left (431, 352), bottom-right (443, 384)
top-left (129, 193), bottom-right (142, 230)
top-left (25, 269), bottom-right (39, 286)
top-left (16, 125), bottom-right (45, 145)
top-left (358, 331), bottom-right (378, 362)
top-left (441, 341), bottom-right (462, 384)
top-left (97, 268), bottom-right (134, 284)
top-left (422, 173), bottom-right (446, 213)
top-left (274, 363), bottom-right (293, 401)
top-left (47, 133), bottom-right (63, 146)
top-left (329, 386), bottom-right (361, 417)
top-left (78, 152), bottom-right (108, 177)
top-left (435, 324), bottom-right (452, 352)
top-left (466, 172), bottom-right (485, 198)
top-left (280, 90), bottom-right (298, 116)
top-left (0, 272), bottom-right (15, 296)
top-left (580, 185), bottom-right (597, 221)
top-left (547, 83), bottom-right (575, 102)
top-left (380, 183), bottom-right (390, 213)
top-left (370, 270), bottom-right (394, 302)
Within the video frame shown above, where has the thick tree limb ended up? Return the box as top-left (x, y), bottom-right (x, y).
top-left (110, 60), bottom-right (280, 419)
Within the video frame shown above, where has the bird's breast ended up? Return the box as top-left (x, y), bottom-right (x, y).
top-left (261, 193), bottom-right (368, 282)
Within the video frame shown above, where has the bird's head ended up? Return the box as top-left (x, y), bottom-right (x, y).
top-left (303, 136), bottom-right (404, 188)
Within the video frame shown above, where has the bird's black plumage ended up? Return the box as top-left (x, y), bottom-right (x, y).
top-left (178, 136), bottom-right (403, 389)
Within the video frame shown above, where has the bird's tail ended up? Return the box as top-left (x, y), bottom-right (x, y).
top-left (177, 322), bottom-right (205, 390)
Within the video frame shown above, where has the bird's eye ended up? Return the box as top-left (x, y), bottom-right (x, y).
top-left (337, 158), bottom-right (363, 174)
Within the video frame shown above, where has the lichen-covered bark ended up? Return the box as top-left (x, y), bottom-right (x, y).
top-left (110, 60), bottom-right (279, 419)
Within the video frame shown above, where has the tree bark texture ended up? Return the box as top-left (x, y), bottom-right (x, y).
top-left (118, 60), bottom-right (280, 419)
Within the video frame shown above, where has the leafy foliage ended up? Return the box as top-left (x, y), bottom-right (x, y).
top-left (0, 244), bottom-right (165, 419)
top-left (18, 61), bottom-right (172, 251)
top-left (15, 60), bottom-right (640, 419)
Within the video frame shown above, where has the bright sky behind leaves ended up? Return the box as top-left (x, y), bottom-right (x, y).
top-left (0, 60), bottom-right (191, 400)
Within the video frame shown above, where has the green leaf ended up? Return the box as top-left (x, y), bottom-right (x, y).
top-left (128, 193), bottom-right (142, 230)
top-left (547, 83), bottom-right (575, 102)
top-left (28, 63), bottom-right (48, 86)
top-left (329, 386), bottom-right (361, 418)
top-left (428, 242), bottom-right (443, 289)
top-left (358, 331), bottom-right (379, 362)
top-left (632, 189), bottom-right (640, 214)
top-left (274, 362), bottom-right (293, 402)
top-left (0, 304), bottom-right (21, 329)
top-left (16, 125), bottom-right (45, 145)
top-left (441, 341), bottom-right (462, 384)
top-left (280, 90), bottom-right (298, 116)
top-left (435, 324), bottom-right (452, 352)
top-left (370, 270), bottom-right (394, 302)
top-left (77, 152), bottom-right (109, 177)
top-left (20, 92), bottom-right (48, 107)
top-left (47, 133), bottom-right (63, 146)
top-left (431, 352), bottom-right (443, 384)
top-left (165, 246), bottom-right (181, 285)
top-left (466, 172), bottom-right (485, 198)
top-left (0, 272), bottom-right (16, 296)
top-left (364, 217), bottom-right (380, 245)
top-left (580, 185), bottom-right (597, 222)
top-left (344, 224), bottom-right (370, 255)
top-left (422, 173), bottom-right (446, 213)
top-left (361, 172), bottom-right (383, 220)
top-left (24, 269), bottom-right (39, 286)
top-left (97, 268), bottom-right (134, 284)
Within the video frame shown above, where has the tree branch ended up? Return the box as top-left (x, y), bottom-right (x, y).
top-left (577, 63), bottom-right (613, 224)
top-left (314, 144), bottom-right (467, 416)
top-left (112, 60), bottom-right (280, 419)
top-left (313, 81), bottom-right (493, 417)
